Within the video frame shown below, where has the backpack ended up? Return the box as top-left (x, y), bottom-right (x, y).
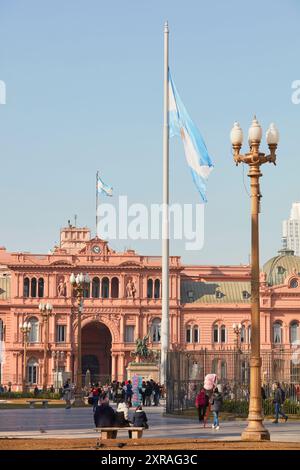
top-left (281, 388), bottom-right (286, 403)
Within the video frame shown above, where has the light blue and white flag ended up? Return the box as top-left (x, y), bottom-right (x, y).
top-left (168, 70), bottom-right (214, 202)
top-left (97, 175), bottom-right (113, 197)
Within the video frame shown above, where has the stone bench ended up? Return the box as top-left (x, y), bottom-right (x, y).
top-left (95, 427), bottom-right (144, 440)
top-left (27, 400), bottom-right (49, 409)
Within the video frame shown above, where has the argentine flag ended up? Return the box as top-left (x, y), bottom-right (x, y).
top-left (168, 70), bottom-right (214, 202)
top-left (97, 176), bottom-right (113, 197)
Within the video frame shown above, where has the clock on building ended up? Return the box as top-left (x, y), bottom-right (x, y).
top-left (92, 245), bottom-right (101, 254)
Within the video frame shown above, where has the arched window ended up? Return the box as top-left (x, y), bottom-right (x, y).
top-left (290, 321), bottom-right (299, 344)
top-left (212, 358), bottom-right (218, 375)
top-left (154, 279), bottom-right (160, 299)
top-left (27, 357), bottom-right (38, 384)
top-left (213, 324), bottom-right (219, 343)
top-left (151, 318), bottom-right (161, 343)
top-left (193, 326), bottom-right (199, 343)
top-left (241, 360), bottom-right (250, 384)
top-left (248, 325), bottom-right (251, 344)
top-left (186, 325), bottom-right (192, 343)
top-left (31, 278), bottom-right (37, 298)
top-left (273, 322), bottom-right (282, 344)
top-left (220, 325), bottom-right (226, 343)
top-left (111, 277), bottom-right (119, 298)
top-left (221, 360), bottom-right (227, 380)
top-left (147, 279), bottom-right (153, 299)
top-left (83, 281), bottom-right (90, 298)
top-left (28, 317), bottom-right (39, 343)
top-left (241, 325), bottom-right (246, 343)
top-left (101, 277), bottom-right (109, 298)
top-left (38, 278), bottom-right (44, 298)
top-left (23, 278), bottom-right (30, 298)
top-left (92, 277), bottom-right (100, 298)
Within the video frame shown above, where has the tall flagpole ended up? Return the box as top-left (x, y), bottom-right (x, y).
top-left (96, 170), bottom-right (99, 237)
top-left (161, 21), bottom-right (169, 385)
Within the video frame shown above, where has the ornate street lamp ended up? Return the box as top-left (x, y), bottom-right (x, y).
top-left (19, 321), bottom-right (32, 393)
top-left (70, 272), bottom-right (90, 406)
top-left (39, 302), bottom-right (53, 391)
top-left (232, 323), bottom-right (242, 350)
top-left (230, 117), bottom-right (279, 441)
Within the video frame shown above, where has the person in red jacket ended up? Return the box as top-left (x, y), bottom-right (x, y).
top-left (195, 388), bottom-right (209, 425)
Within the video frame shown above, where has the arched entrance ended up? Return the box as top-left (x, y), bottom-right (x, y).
top-left (81, 322), bottom-right (112, 384)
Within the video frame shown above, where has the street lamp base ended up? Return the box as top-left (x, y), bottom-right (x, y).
top-left (241, 421), bottom-right (270, 441)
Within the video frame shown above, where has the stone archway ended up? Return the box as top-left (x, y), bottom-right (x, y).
top-left (81, 322), bottom-right (112, 384)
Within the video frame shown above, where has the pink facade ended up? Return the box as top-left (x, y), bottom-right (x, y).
top-left (0, 225), bottom-right (300, 390)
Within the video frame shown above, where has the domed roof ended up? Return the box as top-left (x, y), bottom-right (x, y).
top-left (263, 249), bottom-right (300, 286)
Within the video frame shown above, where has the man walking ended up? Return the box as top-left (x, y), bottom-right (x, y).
top-left (273, 382), bottom-right (288, 424)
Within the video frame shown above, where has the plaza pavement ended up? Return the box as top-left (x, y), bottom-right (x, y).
top-left (0, 405), bottom-right (299, 442)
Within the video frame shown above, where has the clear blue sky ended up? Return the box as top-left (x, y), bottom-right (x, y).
top-left (0, 0), bottom-right (300, 265)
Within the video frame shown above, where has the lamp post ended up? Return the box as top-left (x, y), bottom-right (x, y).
top-left (52, 350), bottom-right (65, 392)
top-left (39, 302), bottom-right (53, 391)
top-left (19, 321), bottom-right (32, 393)
top-left (70, 272), bottom-right (90, 406)
top-left (230, 117), bottom-right (279, 441)
top-left (232, 323), bottom-right (242, 350)
top-left (232, 323), bottom-right (242, 399)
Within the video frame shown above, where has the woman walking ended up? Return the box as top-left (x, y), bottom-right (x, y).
top-left (210, 386), bottom-right (223, 430)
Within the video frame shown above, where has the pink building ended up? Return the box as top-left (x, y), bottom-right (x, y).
top-left (0, 225), bottom-right (300, 390)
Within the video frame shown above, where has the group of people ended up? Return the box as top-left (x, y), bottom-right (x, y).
top-left (93, 392), bottom-right (149, 437)
top-left (108, 379), bottom-right (163, 407)
top-left (195, 380), bottom-right (290, 429)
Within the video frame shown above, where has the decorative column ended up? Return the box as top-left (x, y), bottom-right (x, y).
top-left (111, 353), bottom-right (117, 381)
top-left (118, 353), bottom-right (125, 382)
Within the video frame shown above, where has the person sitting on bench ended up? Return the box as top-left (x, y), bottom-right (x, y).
top-left (94, 395), bottom-right (117, 437)
top-left (116, 399), bottom-right (132, 437)
top-left (132, 405), bottom-right (149, 429)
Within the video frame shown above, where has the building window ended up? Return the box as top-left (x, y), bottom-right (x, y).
top-left (101, 277), bottom-right (109, 298)
top-left (290, 278), bottom-right (299, 288)
top-left (221, 360), bottom-right (227, 380)
top-left (277, 266), bottom-right (285, 275)
top-left (27, 358), bottom-right (38, 384)
top-left (92, 277), bottom-right (100, 298)
top-left (273, 322), bottom-right (282, 344)
top-left (56, 325), bottom-right (66, 343)
top-left (0, 319), bottom-right (4, 341)
top-left (213, 325), bottom-right (219, 343)
top-left (220, 325), bottom-right (226, 343)
top-left (241, 325), bottom-right (246, 343)
top-left (83, 281), bottom-right (90, 298)
top-left (125, 325), bottom-right (135, 343)
top-left (242, 290), bottom-right (250, 300)
top-left (151, 318), bottom-right (161, 343)
top-left (290, 321), bottom-right (299, 344)
top-left (154, 279), bottom-right (160, 299)
top-left (111, 277), bottom-right (119, 298)
top-left (193, 326), bottom-right (199, 343)
top-left (212, 358), bottom-right (218, 375)
top-left (31, 278), bottom-right (37, 298)
top-left (186, 327), bottom-right (192, 343)
top-left (38, 278), bottom-right (44, 298)
top-left (23, 278), bottom-right (30, 298)
top-left (248, 325), bottom-right (251, 344)
top-left (187, 290), bottom-right (194, 302)
top-left (28, 317), bottom-right (39, 343)
top-left (147, 279), bottom-right (153, 299)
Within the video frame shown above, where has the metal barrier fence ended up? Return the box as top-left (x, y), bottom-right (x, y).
top-left (166, 349), bottom-right (300, 415)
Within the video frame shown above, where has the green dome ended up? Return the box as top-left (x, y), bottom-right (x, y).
top-left (263, 249), bottom-right (300, 286)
